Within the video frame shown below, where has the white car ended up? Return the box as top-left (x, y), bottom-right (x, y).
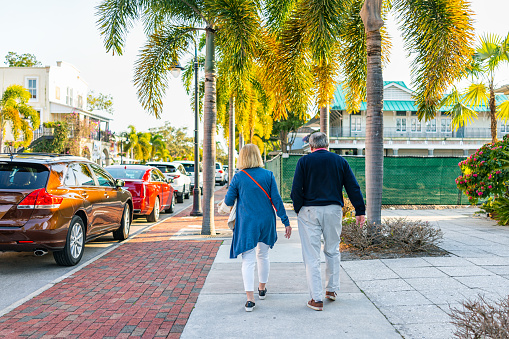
top-left (173, 160), bottom-right (203, 193)
top-left (223, 165), bottom-right (229, 184)
top-left (146, 162), bottom-right (191, 203)
top-left (215, 162), bottom-right (226, 185)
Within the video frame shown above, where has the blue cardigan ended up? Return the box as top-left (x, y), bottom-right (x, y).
top-left (224, 167), bottom-right (290, 259)
top-left (291, 150), bottom-right (366, 215)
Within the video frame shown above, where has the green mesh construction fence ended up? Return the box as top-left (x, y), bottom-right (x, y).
top-left (265, 154), bottom-right (468, 205)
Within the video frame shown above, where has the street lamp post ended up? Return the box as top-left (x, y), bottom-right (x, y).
top-left (171, 44), bottom-right (202, 216)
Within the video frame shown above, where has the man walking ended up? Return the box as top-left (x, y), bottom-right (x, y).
top-left (291, 132), bottom-right (365, 311)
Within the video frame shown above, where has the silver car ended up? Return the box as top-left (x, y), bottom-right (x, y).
top-left (173, 160), bottom-right (203, 193)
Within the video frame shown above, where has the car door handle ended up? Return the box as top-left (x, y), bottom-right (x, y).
top-left (104, 193), bottom-right (109, 199)
top-left (81, 192), bottom-right (88, 198)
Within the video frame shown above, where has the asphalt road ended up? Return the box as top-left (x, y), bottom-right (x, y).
top-left (0, 194), bottom-right (197, 316)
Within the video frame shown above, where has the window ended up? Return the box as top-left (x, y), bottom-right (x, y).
top-left (77, 95), bottom-right (83, 108)
top-left (396, 111), bottom-right (407, 116)
top-left (178, 164), bottom-right (187, 175)
top-left (66, 87), bottom-right (73, 106)
top-left (68, 163), bottom-right (95, 186)
top-left (106, 168), bottom-right (146, 180)
top-left (426, 119), bottom-right (437, 133)
top-left (26, 78), bottom-right (37, 100)
top-left (154, 169), bottom-right (167, 182)
top-left (396, 118), bottom-right (407, 132)
top-left (411, 118), bottom-right (421, 132)
top-left (90, 164), bottom-right (115, 187)
top-left (0, 164), bottom-right (49, 189)
top-left (351, 117), bottom-right (361, 132)
top-left (441, 118), bottom-right (452, 132)
top-left (150, 170), bottom-right (159, 182)
top-left (55, 87), bottom-right (60, 100)
top-left (501, 121), bottom-right (509, 133)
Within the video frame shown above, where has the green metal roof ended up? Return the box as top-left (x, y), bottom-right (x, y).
top-left (331, 81), bottom-right (508, 112)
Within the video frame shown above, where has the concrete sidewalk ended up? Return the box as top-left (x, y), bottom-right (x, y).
top-left (182, 207), bottom-right (509, 339)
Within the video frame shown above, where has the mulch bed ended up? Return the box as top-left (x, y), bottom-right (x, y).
top-left (340, 243), bottom-right (450, 261)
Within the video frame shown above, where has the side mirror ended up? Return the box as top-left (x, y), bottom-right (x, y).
top-left (115, 179), bottom-right (125, 188)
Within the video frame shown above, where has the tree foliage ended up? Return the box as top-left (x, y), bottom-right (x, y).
top-left (0, 85), bottom-right (40, 149)
top-left (149, 122), bottom-right (194, 161)
top-left (87, 91), bottom-right (114, 114)
top-left (4, 52), bottom-right (41, 67)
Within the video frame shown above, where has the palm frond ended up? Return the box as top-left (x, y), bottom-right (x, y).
top-left (394, 0), bottom-right (475, 121)
top-left (134, 26), bottom-right (195, 118)
top-left (96, 0), bottom-right (142, 55)
top-left (262, 0), bottom-right (297, 33)
top-left (497, 99), bottom-right (509, 123)
top-left (440, 88), bottom-right (477, 130)
top-left (463, 83), bottom-right (489, 108)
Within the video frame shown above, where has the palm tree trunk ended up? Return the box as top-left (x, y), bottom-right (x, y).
top-left (201, 27), bottom-right (217, 236)
top-left (228, 96), bottom-right (235, 184)
top-left (361, 0), bottom-right (384, 225)
top-left (249, 129), bottom-right (254, 143)
top-left (239, 133), bottom-right (244, 149)
top-left (320, 105), bottom-right (329, 136)
top-left (489, 84), bottom-right (498, 143)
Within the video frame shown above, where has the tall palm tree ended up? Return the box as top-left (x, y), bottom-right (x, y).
top-left (125, 125), bottom-right (152, 162)
top-left (149, 133), bottom-right (166, 161)
top-left (97, 0), bottom-right (261, 235)
top-left (0, 84), bottom-right (40, 151)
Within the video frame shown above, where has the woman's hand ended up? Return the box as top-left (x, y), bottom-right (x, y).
top-left (284, 226), bottom-right (292, 239)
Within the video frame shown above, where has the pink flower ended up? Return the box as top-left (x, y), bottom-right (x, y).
top-left (488, 174), bottom-right (492, 179)
top-left (473, 174), bottom-right (478, 177)
top-left (496, 171), bottom-right (501, 174)
top-left (479, 151), bottom-right (483, 155)
top-left (474, 158), bottom-right (477, 161)
top-left (478, 192), bottom-right (483, 196)
top-left (488, 185), bottom-right (492, 189)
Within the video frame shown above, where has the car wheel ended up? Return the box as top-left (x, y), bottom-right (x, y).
top-left (165, 195), bottom-right (175, 213)
top-left (146, 197), bottom-right (160, 222)
top-left (176, 192), bottom-right (184, 203)
top-left (113, 204), bottom-right (131, 240)
top-left (184, 185), bottom-right (190, 199)
top-left (53, 215), bottom-right (85, 266)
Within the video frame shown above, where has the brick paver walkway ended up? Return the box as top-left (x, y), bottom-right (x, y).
top-left (0, 189), bottom-right (228, 338)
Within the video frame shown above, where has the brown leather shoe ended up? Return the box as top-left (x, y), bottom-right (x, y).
top-left (325, 291), bottom-right (337, 301)
top-left (307, 299), bottom-right (323, 311)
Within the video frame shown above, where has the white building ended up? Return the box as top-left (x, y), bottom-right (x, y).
top-left (0, 61), bottom-right (114, 165)
top-left (302, 81), bottom-right (509, 156)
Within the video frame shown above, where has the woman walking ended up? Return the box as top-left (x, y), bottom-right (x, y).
top-left (224, 144), bottom-right (292, 312)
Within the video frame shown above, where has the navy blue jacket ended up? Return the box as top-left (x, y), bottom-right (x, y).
top-left (290, 150), bottom-right (366, 215)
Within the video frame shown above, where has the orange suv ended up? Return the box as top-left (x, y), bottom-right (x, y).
top-left (0, 153), bottom-right (133, 266)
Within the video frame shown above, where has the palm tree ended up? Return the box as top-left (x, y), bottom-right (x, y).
top-left (125, 125), bottom-right (152, 162)
top-left (149, 133), bottom-right (166, 161)
top-left (269, 0), bottom-right (474, 224)
top-left (460, 33), bottom-right (509, 143)
top-left (0, 84), bottom-right (40, 151)
top-left (97, 0), bottom-right (261, 235)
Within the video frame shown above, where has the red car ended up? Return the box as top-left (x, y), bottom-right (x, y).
top-left (106, 165), bottom-right (174, 222)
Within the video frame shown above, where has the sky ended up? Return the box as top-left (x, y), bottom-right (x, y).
top-left (1, 0), bottom-right (508, 137)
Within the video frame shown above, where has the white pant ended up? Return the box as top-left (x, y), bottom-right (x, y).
top-left (298, 205), bottom-right (343, 302)
top-left (241, 242), bottom-right (270, 292)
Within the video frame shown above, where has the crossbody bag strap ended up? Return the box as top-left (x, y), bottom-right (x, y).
top-left (241, 169), bottom-right (278, 212)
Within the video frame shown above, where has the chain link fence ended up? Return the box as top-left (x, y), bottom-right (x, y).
top-left (266, 154), bottom-right (468, 205)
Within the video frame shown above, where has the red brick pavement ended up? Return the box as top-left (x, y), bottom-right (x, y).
top-left (0, 188), bottom-right (229, 338)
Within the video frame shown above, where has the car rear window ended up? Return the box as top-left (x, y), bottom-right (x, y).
top-left (152, 165), bottom-right (176, 173)
top-left (216, 163), bottom-right (221, 169)
top-left (106, 168), bottom-right (146, 180)
top-left (0, 163), bottom-right (49, 189)
top-left (182, 164), bottom-right (194, 172)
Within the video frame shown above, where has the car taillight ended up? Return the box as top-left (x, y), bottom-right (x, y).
top-left (18, 188), bottom-right (63, 209)
top-left (173, 175), bottom-right (180, 179)
top-left (218, 170), bottom-right (223, 173)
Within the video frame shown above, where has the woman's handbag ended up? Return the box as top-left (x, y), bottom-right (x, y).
top-left (218, 199), bottom-right (237, 230)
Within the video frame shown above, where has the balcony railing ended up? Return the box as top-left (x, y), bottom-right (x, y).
top-left (31, 127), bottom-right (111, 142)
top-left (330, 127), bottom-right (505, 139)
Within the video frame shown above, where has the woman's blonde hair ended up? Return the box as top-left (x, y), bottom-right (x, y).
top-left (237, 144), bottom-right (264, 169)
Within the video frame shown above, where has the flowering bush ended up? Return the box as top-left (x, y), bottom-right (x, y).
top-left (456, 135), bottom-right (509, 204)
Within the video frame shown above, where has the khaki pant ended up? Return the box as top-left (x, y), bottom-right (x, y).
top-left (298, 205), bottom-right (343, 302)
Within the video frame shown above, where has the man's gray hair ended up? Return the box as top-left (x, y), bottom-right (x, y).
top-left (309, 132), bottom-right (329, 149)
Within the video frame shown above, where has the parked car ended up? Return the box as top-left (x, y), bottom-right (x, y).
top-left (215, 162), bottom-right (226, 185)
top-left (223, 165), bottom-right (229, 184)
top-left (145, 162), bottom-right (191, 203)
top-left (0, 153), bottom-right (132, 266)
top-left (173, 160), bottom-right (203, 193)
top-left (105, 165), bottom-right (174, 222)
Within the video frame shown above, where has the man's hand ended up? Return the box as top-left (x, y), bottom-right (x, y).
top-left (356, 215), bottom-right (365, 226)
top-left (285, 226), bottom-right (292, 239)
